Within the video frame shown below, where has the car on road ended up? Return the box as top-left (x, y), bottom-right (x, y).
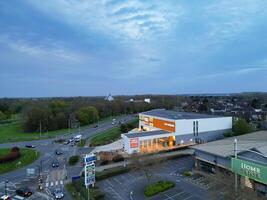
top-left (0, 195), bottom-right (11, 200)
top-left (93, 124), bottom-right (98, 128)
top-left (55, 149), bottom-right (63, 155)
top-left (16, 187), bottom-right (33, 197)
top-left (52, 160), bottom-right (59, 168)
top-left (63, 140), bottom-right (70, 145)
top-left (53, 188), bottom-right (64, 199)
top-left (25, 144), bottom-right (35, 148)
top-left (74, 134), bottom-right (82, 142)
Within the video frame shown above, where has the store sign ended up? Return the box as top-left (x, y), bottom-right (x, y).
top-left (231, 157), bottom-right (267, 184)
top-left (84, 154), bottom-right (96, 188)
top-left (130, 138), bottom-right (139, 148)
top-left (153, 118), bottom-right (176, 132)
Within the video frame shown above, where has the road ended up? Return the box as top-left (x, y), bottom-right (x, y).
top-left (0, 114), bottom-right (135, 199)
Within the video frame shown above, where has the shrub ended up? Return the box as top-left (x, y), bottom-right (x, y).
top-left (144, 181), bottom-right (175, 197)
top-left (96, 166), bottom-right (130, 181)
top-left (112, 154), bottom-right (124, 162)
top-left (183, 170), bottom-right (192, 177)
top-left (0, 147), bottom-right (21, 163)
top-left (68, 155), bottom-right (80, 165)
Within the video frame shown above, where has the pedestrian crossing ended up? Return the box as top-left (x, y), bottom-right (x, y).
top-left (45, 169), bottom-right (65, 188)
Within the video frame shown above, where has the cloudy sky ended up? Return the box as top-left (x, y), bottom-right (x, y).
top-left (1, 0), bottom-right (267, 97)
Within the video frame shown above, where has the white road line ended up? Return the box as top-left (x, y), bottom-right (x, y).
top-left (60, 180), bottom-right (63, 185)
top-left (50, 182), bottom-right (54, 187)
top-left (46, 182), bottom-right (49, 187)
top-left (113, 177), bottom-right (122, 184)
top-left (106, 179), bottom-right (113, 187)
top-left (184, 195), bottom-right (193, 200)
top-left (108, 187), bottom-right (124, 200)
top-left (55, 181), bottom-right (58, 186)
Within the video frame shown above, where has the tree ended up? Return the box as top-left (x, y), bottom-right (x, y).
top-left (0, 111), bottom-right (6, 121)
top-left (233, 118), bottom-right (252, 136)
top-left (76, 106), bottom-right (99, 126)
top-left (198, 104), bottom-right (208, 112)
top-left (129, 154), bottom-right (164, 184)
top-left (49, 100), bottom-right (68, 115)
top-left (251, 98), bottom-right (261, 109)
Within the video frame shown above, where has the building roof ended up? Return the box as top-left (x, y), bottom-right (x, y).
top-left (192, 131), bottom-right (267, 158)
top-left (124, 130), bottom-right (170, 138)
top-left (141, 109), bottom-right (226, 120)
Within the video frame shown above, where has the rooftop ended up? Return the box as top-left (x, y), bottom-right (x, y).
top-left (141, 109), bottom-right (226, 120)
top-left (192, 131), bottom-right (267, 157)
top-left (124, 130), bottom-right (171, 139)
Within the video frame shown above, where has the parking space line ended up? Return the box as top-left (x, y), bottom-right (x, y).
top-left (106, 179), bottom-right (113, 187)
top-left (184, 195), bottom-right (193, 200)
top-left (108, 187), bottom-right (124, 200)
top-left (113, 177), bottom-right (122, 184)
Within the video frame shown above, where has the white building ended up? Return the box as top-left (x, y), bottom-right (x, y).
top-left (122, 109), bottom-right (232, 154)
top-left (104, 94), bottom-right (114, 101)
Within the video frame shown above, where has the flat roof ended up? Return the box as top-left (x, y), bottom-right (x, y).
top-left (124, 130), bottom-right (170, 139)
top-left (141, 109), bottom-right (227, 120)
top-left (192, 131), bottom-right (267, 158)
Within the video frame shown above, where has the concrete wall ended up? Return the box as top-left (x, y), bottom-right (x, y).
top-left (175, 117), bottom-right (232, 135)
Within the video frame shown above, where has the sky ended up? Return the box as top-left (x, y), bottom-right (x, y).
top-left (1, 0), bottom-right (267, 97)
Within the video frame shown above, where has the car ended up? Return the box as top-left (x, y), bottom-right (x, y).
top-left (52, 160), bottom-right (59, 168)
top-left (53, 188), bottom-right (64, 199)
top-left (16, 187), bottom-right (33, 197)
top-left (55, 149), bottom-right (63, 155)
top-left (63, 140), bottom-right (70, 145)
top-left (68, 138), bottom-right (74, 143)
top-left (93, 124), bottom-right (98, 128)
top-left (0, 195), bottom-right (11, 200)
top-left (25, 144), bottom-right (35, 148)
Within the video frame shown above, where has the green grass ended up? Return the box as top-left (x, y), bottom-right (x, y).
top-left (0, 115), bottom-right (128, 144)
top-left (0, 148), bottom-right (40, 174)
top-left (78, 139), bottom-right (86, 147)
top-left (90, 126), bottom-right (121, 147)
top-left (144, 181), bottom-right (175, 197)
top-left (66, 179), bottom-right (105, 200)
top-left (68, 155), bottom-right (80, 166)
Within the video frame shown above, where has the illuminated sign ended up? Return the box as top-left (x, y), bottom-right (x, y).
top-left (130, 138), bottom-right (139, 148)
top-left (231, 157), bottom-right (267, 184)
top-left (153, 118), bottom-right (176, 132)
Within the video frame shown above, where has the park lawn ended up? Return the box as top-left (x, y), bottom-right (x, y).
top-left (144, 180), bottom-right (175, 197)
top-left (0, 148), bottom-right (40, 174)
top-left (90, 126), bottom-right (121, 147)
top-left (0, 122), bottom-right (77, 143)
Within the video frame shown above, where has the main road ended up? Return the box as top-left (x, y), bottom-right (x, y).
top-left (0, 114), bottom-right (135, 185)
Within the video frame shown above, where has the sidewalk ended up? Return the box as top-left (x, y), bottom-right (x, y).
top-left (95, 148), bottom-right (194, 172)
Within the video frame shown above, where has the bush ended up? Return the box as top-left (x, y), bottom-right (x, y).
top-left (100, 160), bottom-right (109, 166)
top-left (96, 166), bottom-right (130, 181)
top-left (0, 147), bottom-right (21, 164)
top-left (68, 155), bottom-right (80, 165)
top-left (144, 181), bottom-right (175, 197)
top-left (183, 170), bottom-right (192, 177)
top-left (233, 118), bottom-right (252, 136)
top-left (112, 155), bottom-right (124, 162)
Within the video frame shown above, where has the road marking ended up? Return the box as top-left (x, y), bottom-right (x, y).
top-left (60, 180), bottom-right (63, 185)
top-left (113, 177), bottom-right (122, 184)
top-left (106, 179), bottom-right (113, 187)
top-left (46, 182), bottom-right (49, 187)
top-left (50, 182), bottom-right (54, 187)
top-left (55, 181), bottom-right (58, 186)
top-left (107, 187), bottom-right (124, 200)
top-left (184, 195), bottom-right (193, 200)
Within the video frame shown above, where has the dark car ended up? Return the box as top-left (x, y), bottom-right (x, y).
top-left (52, 160), bottom-right (59, 168)
top-left (93, 124), bottom-right (98, 128)
top-left (55, 149), bottom-right (63, 155)
top-left (25, 145), bottom-right (35, 148)
top-left (16, 187), bottom-right (33, 197)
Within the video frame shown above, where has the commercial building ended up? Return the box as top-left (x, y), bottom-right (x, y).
top-left (192, 131), bottom-right (267, 195)
top-left (122, 109), bottom-right (232, 154)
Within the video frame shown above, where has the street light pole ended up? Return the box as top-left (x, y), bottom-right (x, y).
top-left (39, 121), bottom-right (42, 139)
top-left (234, 138), bottom-right (238, 193)
top-left (4, 181), bottom-right (8, 195)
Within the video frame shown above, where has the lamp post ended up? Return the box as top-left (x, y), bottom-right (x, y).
top-left (234, 138), bottom-right (238, 193)
top-left (4, 180), bottom-right (8, 195)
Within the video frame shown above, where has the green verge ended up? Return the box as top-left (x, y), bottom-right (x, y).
top-left (0, 115), bottom-right (127, 144)
top-left (90, 119), bottom-right (138, 147)
top-left (144, 181), bottom-right (175, 197)
top-left (96, 166), bottom-right (130, 181)
top-left (65, 179), bottom-right (104, 200)
top-left (0, 148), bottom-right (40, 174)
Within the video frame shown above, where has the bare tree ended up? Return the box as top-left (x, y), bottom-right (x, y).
top-left (205, 170), bottom-right (265, 200)
top-left (129, 153), bottom-right (165, 184)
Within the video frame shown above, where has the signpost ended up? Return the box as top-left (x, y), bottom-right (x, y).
top-left (84, 154), bottom-right (96, 200)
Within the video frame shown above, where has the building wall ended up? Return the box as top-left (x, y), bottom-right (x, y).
top-left (121, 134), bottom-right (139, 154)
top-left (175, 117), bottom-right (232, 135)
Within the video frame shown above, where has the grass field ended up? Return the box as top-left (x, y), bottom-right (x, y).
top-left (0, 148), bottom-right (40, 174)
top-left (0, 115), bottom-right (126, 143)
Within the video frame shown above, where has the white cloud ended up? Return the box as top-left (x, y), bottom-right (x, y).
top-left (26, 0), bottom-right (185, 40)
top-left (0, 35), bottom-right (84, 61)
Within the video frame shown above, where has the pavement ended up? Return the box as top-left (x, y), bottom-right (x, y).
top-left (0, 114), bottom-right (135, 200)
top-left (98, 156), bottom-right (210, 200)
top-left (91, 139), bottom-right (123, 153)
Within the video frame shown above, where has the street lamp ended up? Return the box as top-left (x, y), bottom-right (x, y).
top-left (4, 180), bottom-right (8, 196)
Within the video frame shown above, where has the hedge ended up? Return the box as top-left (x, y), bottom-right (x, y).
top-left (96, 166), bottom-right (130, 181)
top-left (0, 147), bottom-right (21, 163)
top-left (144, 181), bottom-right (175, 197)
top-left (69, 155), bottom-right (80, 165)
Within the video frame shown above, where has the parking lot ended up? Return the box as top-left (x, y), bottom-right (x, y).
top-left (98, 156), bottom-right (209, 200)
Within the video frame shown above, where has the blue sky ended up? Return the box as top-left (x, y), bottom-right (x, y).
top-left (1, 0), bottom-right (267, 97)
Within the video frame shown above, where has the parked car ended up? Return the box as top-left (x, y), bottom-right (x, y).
top-left (16, 187), bottom-right (33, 197)
top-left (0, 195), bottom-right (11, 200)
top-left (52, 160), bottom-right (59, 168)
top-left (55, 149), bottom-right (63, 155)
top-left (53, 188), bottom-right (64, 199)
top-left (25, 144), bottom-right (35, 148)
top-left (74, 135), bottom-right (82, 142)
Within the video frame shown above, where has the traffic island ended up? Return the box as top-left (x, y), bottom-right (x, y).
top-left (0, 147), bottom-right (40, 174)
top-left (144, 180), bottom-right (175, 197)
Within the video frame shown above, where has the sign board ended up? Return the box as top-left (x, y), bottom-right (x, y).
top-left (130, 138), bottom-right (139, 148)
top-left (72, 175), bottom-right (81, 182)
top-left (153, 118), bottom-right (176, 132)
top-left (26, 168), bottom-right (36, 177)
top-left (84, 153), bottom-right (96, 188)
top-left (84, 154), bottom-right (96, 164)
top-left (84, 163), bottom-right (95, 187)
top-left (231, 157), bottom-right (267, 185)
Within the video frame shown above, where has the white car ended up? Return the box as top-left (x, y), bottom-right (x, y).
top-left (0, 195), bottom-right (11, 200)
